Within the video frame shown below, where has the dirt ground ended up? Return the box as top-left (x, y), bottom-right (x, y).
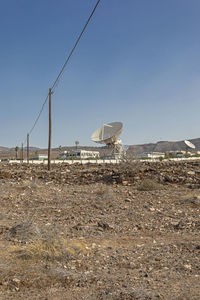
top-left (0, 162), bottom-right (200, 299)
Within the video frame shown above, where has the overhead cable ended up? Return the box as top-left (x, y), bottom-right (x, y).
top-left (52, 0), bottom-right (102, 92)
top-left (24, 0), bottom-right (102, 143)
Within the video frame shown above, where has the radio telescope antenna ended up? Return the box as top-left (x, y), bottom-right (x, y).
top-left (184, 140), bottom-right (195, 154)
top-left (91, 122), bottom-right (123, 156)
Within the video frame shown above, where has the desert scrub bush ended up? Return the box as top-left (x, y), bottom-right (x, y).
top-left (95, 186), bottom-right (114, 201)
top-left (119, 155), bottom-right (144, 175)
top-left (0, 237), bottom-right (91, 290)
top-left (12, 227), bottom-right (90, 263)
top-left (138, 179), bottom-right (162, 191)
top-left (9, 221), bottom-right (41, 243)
top-left (178, 191), bottom-right (200, 205)
top-left (95, 186), bottom-right (105, 196)
top-left (15, 231), bottom-right (68, 262)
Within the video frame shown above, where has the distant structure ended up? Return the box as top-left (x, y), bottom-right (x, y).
top-left (91, 122), bottom-right (123, 157)
top-left (167, 150), bottom-right (198, 158)
top-left (15, 146), bottom-right (19, 159)
top-left (184, 140), bottom-right (195, 153)
top-left (33, 154), bottom-right (48, 161)
top-left (75, 141), bottom-right (79, 150)
top-left (136, 152), bottom-right (165, 159)
top-left (60, 149), bottom-right (99, 160)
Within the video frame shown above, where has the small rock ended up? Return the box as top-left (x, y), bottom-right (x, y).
top-left (122, 181), bottom-right (128, 185)
top-left (13, 278), bottom-right (20, 283)
top-left (184, 264), bottom-right (192, 270)
top-left (125, 198), bottom-right (131, 202)
top-left (187, 171), bottom-right (195, 175)
top-left (149, 207), bottom-right (155, 212)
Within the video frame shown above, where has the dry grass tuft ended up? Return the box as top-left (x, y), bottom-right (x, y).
top-left (11, 231), bottom-right (90, 262)
top-left (138, 179), bottom-right (162, 191)
top-left (0, 234), bottom-right (91, 290)
top-left (15, 237), bottom-right (67, 261)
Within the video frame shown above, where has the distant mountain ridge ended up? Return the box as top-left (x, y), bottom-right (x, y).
top-left (0, 146), bottom-right (10, 152)
top-left (0, 138), bottom-right (200, 157)
top-left (127, 138), bottom-right (200, 155)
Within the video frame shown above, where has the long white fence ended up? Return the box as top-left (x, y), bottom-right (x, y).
top-left (5, 159), bottom-right (121, 164)
top-left (3, 156), bottom-right (200, 165)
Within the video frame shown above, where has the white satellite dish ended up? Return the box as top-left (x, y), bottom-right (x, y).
top-left (184, 140), bottom-right (195, 149)
top-left (91, 122), bottom-right (123, 154)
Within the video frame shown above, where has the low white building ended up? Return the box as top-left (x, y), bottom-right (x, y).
top-left (60, 149), bottom-right (100, 160)
top-left (33, 154), bottom-right (48, 160)
top-left (136, 152), bottom-right (165, 159)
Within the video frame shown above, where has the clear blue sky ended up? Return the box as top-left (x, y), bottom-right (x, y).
top-left (1, 0), bottom-right (200, 148)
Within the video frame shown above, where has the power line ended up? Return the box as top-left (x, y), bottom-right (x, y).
top-left (51, 0), bottom-right (102, 92)
top-left (24, 0), bottom-right (102, 143)
top-left (30, 95), bottom-right (49, 136)
top-left (22, 94), bottom-right (48, 145)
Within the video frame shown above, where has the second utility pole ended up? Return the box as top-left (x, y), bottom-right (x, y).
top-left (27, 133), bottom-right (29, 163)
top-left (21, 143), bottom-right (24, 162)
top-left (48, 88), bottom-right (52, 171)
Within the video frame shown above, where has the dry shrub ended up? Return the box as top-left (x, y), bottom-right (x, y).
top-left (0, 238), bottom-right (91, 290)
top-left (95, 186), bottom-right (105, 196)
top-left (9, 221), bottom-right (40, 243)
top-left (10, 225), bottom-right (66, 261)
top-left (119, 156), bottom-right (144, 176)
top-left (12, 230), bottom-right (89, 262)
top-left (0, 262), bottom-right (76, 290)
top-left (178, 191), bottom-right (200, 205)
top-left (180, 191), bottom-right (199, 200)
top-left (1, 223), bottom-right (92, 290)
top-left (138, 179), bottom-right (162, 191)
top-left (95, 186), bottom-right (114, 201)
top-left (16, 237), bottom-right (67, 261)
top-left (0, 171), bottom-right (11, 179)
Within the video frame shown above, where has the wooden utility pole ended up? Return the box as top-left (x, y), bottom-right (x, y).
top-left (48, 88), bottom-right (52, 171)
top-left (27, 133), bottom-right (30, 163)
top-left (21, 143), bottom-right (24, 162)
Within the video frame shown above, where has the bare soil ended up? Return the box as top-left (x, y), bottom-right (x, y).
top-left (0, 162), bottom-right (200, 299)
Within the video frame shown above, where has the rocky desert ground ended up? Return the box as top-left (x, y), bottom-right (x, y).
top-left (0, 161), bottom-right (200, 299)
